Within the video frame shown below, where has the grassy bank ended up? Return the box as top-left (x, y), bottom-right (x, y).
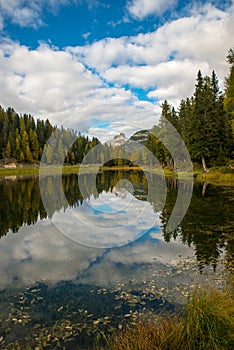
top-left (0, 164), bottom-right (142, 177)
top-left (100, 165), bottom-right (142, 171)
top-left (147, 165), bottom-right (234, 185)
top-left (106, 278), bottom-right (234, 350)
top-left (0, 164), bottom-right (233, 185)
top-left (0, 165), bottom-right (39, 176)
top-left (0, 164), bottom-right (85, 177)
top-left (194, 166), bottom-right (234, 184)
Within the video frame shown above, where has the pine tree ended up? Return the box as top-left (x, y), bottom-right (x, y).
top-left (158, 100), bottom-right (181, 171)
top-left (189, 70), bottom-right (211, 171)
top-left (37, 119), bottom-right (45, 149)
top-left (44, 144), bottom-right (53, 164)
top-left (224, 47), bottom-right (234, 122)
top-left (29, 129), bottom-right (40, 161)
top-left (15, 133), bottom-right (21, 161)
top-left (189, 70), bottom-right (233, 169)
top-left (178, 97), bottom-right (193, 146)
top-left (25, 145), bottom-right (33, 162)
top-left (4, 141), bottom-right (11, 158)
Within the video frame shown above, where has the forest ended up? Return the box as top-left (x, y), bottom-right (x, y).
top-left (145, 48), bottom-right (234, 172)
top-left (0, 48), bottom-right (233, 171)
top-left (0, 107), bottom-right (100, 165)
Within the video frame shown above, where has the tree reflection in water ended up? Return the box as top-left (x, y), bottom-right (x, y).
top-left (0, 171), bottom-right (233, 269)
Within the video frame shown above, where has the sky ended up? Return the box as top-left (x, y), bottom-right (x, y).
top-left (0, 0), bottom-right (233, 141)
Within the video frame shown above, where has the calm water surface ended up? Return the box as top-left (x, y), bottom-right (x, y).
top-left (0, 171), bottom-right (233, 349)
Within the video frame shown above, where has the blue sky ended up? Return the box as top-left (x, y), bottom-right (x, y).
top-left (0, 0), bottom-right (233, 141)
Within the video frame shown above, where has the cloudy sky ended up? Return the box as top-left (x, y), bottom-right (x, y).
top-left (0, 0), bottom-right (233, 141)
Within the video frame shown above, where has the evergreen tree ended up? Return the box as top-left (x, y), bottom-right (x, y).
top-left (189, 70), bottom-right (233, 169)
top-left (158, 100), bottom-right (181, 171)
top-left (189, 70), bottom-right (209, 171)
top-left (37, 119), bottom-right (45, 149)
top-left (178, 97), bottom-right (192, 146)
top-left (4, 141), bottom-right (11, 158)
top-left (44, 144), bottom-right (53, 164)
top-left (29, 129), bottom-right (40, 160)
top-left (15, 132), bottom-right (21, 161)
top-left (224, 47), bottom-right (234, 122)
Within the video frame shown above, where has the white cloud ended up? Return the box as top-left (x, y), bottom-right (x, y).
top-left (0, 40), bottom-right (158, 139)
top-left (71, 3), bottom-right (233, 74)
top-left (0, 2), bottom-right (233, 140)
top-left (0, 41), bottom-right (100, 120)
top-left (127, 0), bottom-right (176, 19)
top-left (82, 32), bottom-right (91, 40)
top-left (102, 59), bottom-right (210, 106)
top-left (0, 0), bottom-right (84, 29)
top-left (68, 2), bottom-right (233, 106)
top-left (0, 0), bottom-right (42, 28)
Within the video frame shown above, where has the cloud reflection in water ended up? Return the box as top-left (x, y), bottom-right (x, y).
top-left (52, 188), bottom-right (160, 248)
top-left (0, 186), bottom-right (195, 291)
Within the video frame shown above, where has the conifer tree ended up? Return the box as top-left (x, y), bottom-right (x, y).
top-left (224, 47), bottom-right (234, 122)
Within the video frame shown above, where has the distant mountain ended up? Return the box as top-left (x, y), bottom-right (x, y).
top-left (105, 130), bottom-right (150, 148)
top-left (128, 129), bottom-right (150, 145)
top-left (106, 133), bottom-right (128, 147)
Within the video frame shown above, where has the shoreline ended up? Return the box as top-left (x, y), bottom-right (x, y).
top-left (0, 164), bottom-right (233, 185)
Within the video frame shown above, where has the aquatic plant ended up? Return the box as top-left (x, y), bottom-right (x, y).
top-left (108, 284), bottom-right (234, 350)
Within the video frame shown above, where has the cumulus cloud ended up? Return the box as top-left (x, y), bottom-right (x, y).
top-left (0, 41), bottom-right (100, 122)
top-left (69, 2), bottom-right (233, 107)
top-left (0, 2), bottom-right (233, 140)
top-left (102, 59), bottom-right (211, 105)
top-left (0, 0), bottom-right (42, 29)
top-left (0, 39), bottom-right (158, 140)
top-left (71, 3), bottom-right (233, 73)
top-left (127, 0), bottom-right (176, 19)
top-left (0, 0), bottom-right (85, 29)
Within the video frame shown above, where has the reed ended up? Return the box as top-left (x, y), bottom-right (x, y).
top-left (107, 285), bottom-right (234, 350)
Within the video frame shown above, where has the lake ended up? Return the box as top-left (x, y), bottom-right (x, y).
top-left (0, 170), bottom-right (233, 349)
